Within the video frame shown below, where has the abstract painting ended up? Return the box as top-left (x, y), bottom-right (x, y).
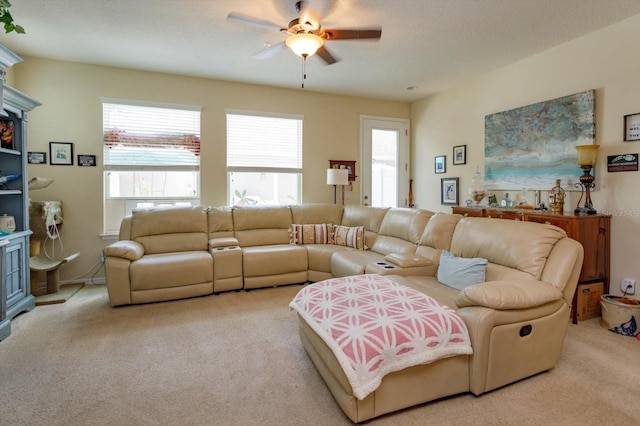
top-left (484, 90), bottom-right (595, 191)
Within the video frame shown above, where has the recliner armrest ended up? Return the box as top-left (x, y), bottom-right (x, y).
top-left (103, 240), bottom-right (144, 261)
top-left (384, 253), bottom-right (434, 268)
top-left (455, 280), bottom-right (563, 310)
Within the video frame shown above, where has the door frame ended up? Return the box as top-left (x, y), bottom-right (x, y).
top-left (360, 115), bottom-right (410, 207)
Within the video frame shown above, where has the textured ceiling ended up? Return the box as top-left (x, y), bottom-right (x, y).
top-left (3, 0), bottom-right (640, 102)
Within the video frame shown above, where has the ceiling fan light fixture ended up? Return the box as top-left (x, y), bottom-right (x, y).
top-left (286, 33), bottom-right (324, 57)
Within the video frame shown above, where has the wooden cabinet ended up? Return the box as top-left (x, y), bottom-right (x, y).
top-left (452, 207), bottom-right (611, 323)
top-left (0, 48), bottom-right (41, 341)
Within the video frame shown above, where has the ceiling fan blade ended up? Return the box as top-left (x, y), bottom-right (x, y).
top-left (315, 45), bottom-right (339, 65)
top-left (322, 28), bottom-right (382, 40)
top-left (252, 41), bottom-right (287, 60)
top-left (226, 12), bottom-right (284, 32)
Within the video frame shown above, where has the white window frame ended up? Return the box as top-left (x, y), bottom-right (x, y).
top-left (225, 109), bottom-right (303, 205)
top-left (102, 98), bottom-right (201, 234)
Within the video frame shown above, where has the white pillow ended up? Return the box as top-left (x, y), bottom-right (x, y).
top-left (437, 250), bottom-right (488, 290)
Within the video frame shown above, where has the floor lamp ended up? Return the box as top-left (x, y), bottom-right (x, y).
top-left (327, 168), bottom-right (349, 204)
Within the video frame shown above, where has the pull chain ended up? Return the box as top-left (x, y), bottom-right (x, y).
top-left (301, 54), bottom-right (308, 89)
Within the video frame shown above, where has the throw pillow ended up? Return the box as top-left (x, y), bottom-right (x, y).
top-left (332, 225), bottom-right (367, 250)
top-left (289, 223), bottom-right (333, 245)
top-left (437, 250), bottom-right (488, 290)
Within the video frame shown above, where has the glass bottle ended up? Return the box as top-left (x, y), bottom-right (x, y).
top-left (468, 167), bottom-right (486, 206)
top-left (500, 193), bottom-right (513, 208)
top-left (518, 187), bottom-right (529, 206)
top-left (549, 179), bottom-right (565, 213)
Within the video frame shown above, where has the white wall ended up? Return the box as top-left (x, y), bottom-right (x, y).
top-left (15, 58), bottom-right (409, 281)
top-left (412, 14), bottom-right (640, 296)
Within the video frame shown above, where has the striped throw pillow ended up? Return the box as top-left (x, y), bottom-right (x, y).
top-left (289, 223), bottom-right (333, 245)
top-left (332, 225), bottom-right (366, 250)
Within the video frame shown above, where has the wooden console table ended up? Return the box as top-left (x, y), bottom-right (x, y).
top-left (452, 207), bottom-right (611, 324)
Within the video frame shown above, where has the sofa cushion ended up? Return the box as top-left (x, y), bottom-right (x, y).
top-left (290, 203), bottom-right (344, 225)
top-left (289, 223), bottom-right (333, 245)
top-left (449, 217), bottom-right (566, 280)
top-left (331, 249), bottom-right (385, 277)
top-left (306, 244), bottom-right (351, 274)
top-left (333, 225), bottom-right (366, 250)
top-left (208, 206), bottom-right (235, 239)
top-left (376, 208), bottom-right (433, 244)
top-left (130, 251), bottom-right (213, 291)
top-left (370, 208), bottom-right (431, 255)
top-left (437, 250), bottom-right (488, 290)
top-left (233, 205), bottom-right (293, 247)
top-left (130, 206), bottom-right (209, 254)
top-left (418, 212), bottom-right (462, 251)
top-left (242, 245), bottom-right (308, 277)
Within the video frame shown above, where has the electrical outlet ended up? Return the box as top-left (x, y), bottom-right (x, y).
top-left (621, 278), bottom-right (636, 295)
top-left (100, 252), bottom-right (106, 263)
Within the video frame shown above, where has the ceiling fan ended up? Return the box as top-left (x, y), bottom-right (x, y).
top-left (227, 0), bottom-right (382, 65)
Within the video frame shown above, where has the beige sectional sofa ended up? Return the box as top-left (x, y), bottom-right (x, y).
top-left (103, 203), bottom-right (584, 423)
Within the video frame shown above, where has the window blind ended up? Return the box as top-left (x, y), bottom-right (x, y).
top-left (103, 99), bottom-right (201, 168)
top-left (226, 111), bottom-right (303, 171)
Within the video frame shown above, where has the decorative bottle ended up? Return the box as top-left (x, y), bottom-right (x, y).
top-left (549, 179), bottom-right (565, 213)
top-left (500, 193), bottom-right (513, 208)
top-left (468, 167), bottom-right (486, 206)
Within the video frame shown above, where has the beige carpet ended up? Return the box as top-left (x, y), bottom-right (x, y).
top-left (1, 284), bottom-right (639, 426)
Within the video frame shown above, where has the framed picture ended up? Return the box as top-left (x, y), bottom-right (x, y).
top-left (441, 177), bottom-right (459, 206)
top-left (78, 154), bottom-right (97, 167)
top-left (434, 155), bottom-right (446, 174)
top-left (0, 120), bottom-right (14, 150)
top-left (329, 160), bottom-right (357, 181)
top-left (49, 142), bottom-right (74, 165)
top-left (28, 152), bottom-right (47, 164)
top-left (624, 113), bottom-right (640, 141)
top-left (453, 145), bottom-right (467, 165)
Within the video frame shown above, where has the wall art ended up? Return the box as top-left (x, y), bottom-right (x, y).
top-left (453, 145), bottom-right (466, 165)
top-left (434, 155), bottom-right (446, 174)
top-left (27, 151), bottom-right (47, 164)
top-left (441, 177), bottom-right (459, 205)
top-left (78, 154), bottom-right (97, 166)
top-left (49, 142), bottom-right (74, 165)
top-left (624, 113), bottom-right (640, 141)
top-left (607, 153), bottom-right (638, 172)
top-left (484, 90), bottom-right (595, 190)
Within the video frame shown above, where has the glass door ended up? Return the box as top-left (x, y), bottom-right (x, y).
top-left (360, 116), bottom-right (409, 207)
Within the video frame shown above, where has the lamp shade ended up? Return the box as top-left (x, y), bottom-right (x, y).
top-left (327, 168), bottom-right (349, 186)
top-left (576, 144), bottom-right (600, 166)
top-left (286, 33), bottom-right (324, 57)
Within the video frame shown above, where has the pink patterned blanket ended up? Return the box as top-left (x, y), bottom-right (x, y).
top-left (290, 274), bottom-right (472, 400)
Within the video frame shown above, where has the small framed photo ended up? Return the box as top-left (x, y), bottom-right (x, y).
top-left (28, 152), bottom-right (47, 164)
top-left (49, 142), bottom-right (74, 165)
top-left (624, 113), bottom-right (640, 141)
top-left (78, 154), bottom-right (96, 167)
top-left (434, 155), bottom-right (446, 174)
top-left (441, 177), bottom-right (459, 206)
top-left (453, 145), bottom-right (467, 165)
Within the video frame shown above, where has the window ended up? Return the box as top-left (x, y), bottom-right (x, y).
top-left (102, 98), bottom-right (201, 233)
top-left (226, 110), bottom-right (302, 205)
